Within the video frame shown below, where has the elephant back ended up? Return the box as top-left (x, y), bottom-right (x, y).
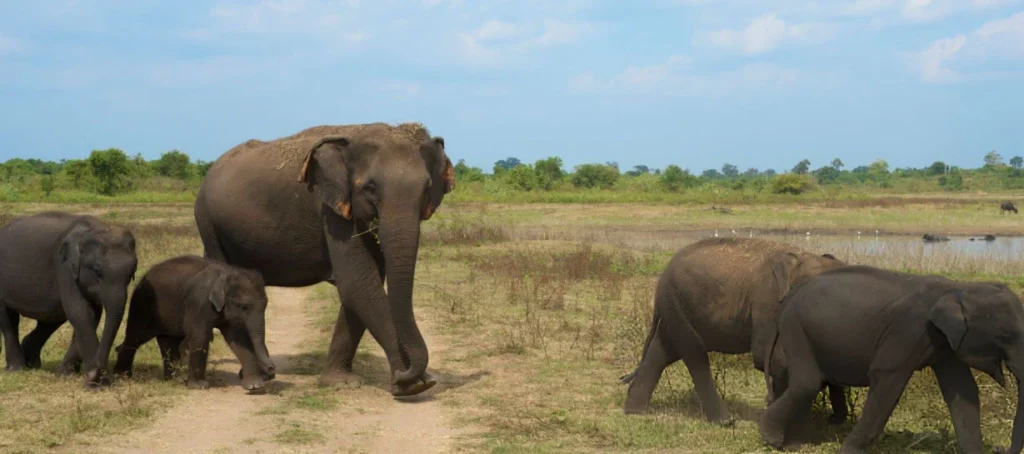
top-left (211, 122), bottom-right (433, 176)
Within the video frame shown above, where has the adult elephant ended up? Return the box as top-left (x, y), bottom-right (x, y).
top-left (620, 237), bottom-right (845, 422)
top-left (194, 122), bottom-right (455, 397)
top-left (0, 212), bottom-right (137, 388)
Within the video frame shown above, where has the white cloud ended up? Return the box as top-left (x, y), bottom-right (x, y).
top-left (456, 19), bottom-right (594, 66)
top-left (901, 0), bottom-right (1019, 21)
top-left (697, 14), bottom-right (836, 54)
top-left (570, 55), bottom-right (798, 97)
top-left (911, 11), bottom-right (1024, 82)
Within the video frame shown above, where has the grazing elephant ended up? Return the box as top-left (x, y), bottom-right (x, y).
top-left (194, 122), bottom-right (455, 397)
top-left (760, 265), bottom-right (1024, 454)
top-left (0, 211), bottom-right (137, 388)
top-left (620, 238), bottom-right (846, 422)
top-left (1002, 202), bottom-right (1018, 214)
top-left (114, 255), bottom-right (276, 393)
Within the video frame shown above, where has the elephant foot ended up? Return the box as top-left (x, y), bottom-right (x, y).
top-left (828, 412), bottom-right (848, 425)
top-left (238, 368), bottom-right (275, 382)
top-left (759, 419), bottom-right (786, 450)
top-left (57, 363), bottom-right (81, 376)
top-left (4, 363), bottom-right (26, 372)
top-left (390, 371), bottom-right (437, 398)
top-left (82, 370), bottom-right (107, 390)
top-left (318, 370), bottom-right (363, 389)
top-left (187, 379), bottom-right (210, 390)
top-left (25, 357), bottom-right (42, 369)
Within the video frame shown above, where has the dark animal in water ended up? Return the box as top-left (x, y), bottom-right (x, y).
top-left (970, 235), bottom-right (997, 242)
top-left (1002, 202), bottom-right (1018, 214)
top-left (923, 234), bottom-right (951, 243)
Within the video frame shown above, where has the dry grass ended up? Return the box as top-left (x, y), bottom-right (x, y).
top-left (1, 200), bottom-right (1023, 453)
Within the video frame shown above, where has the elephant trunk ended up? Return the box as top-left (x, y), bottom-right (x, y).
top-left (378, 204), bottom-right (428, 385)
top-left (249, 316), bottom-right (275, 378)
top-left (96, 286), bottom-right (128, 374)
top-left (1006, 357), bottom-right (1024, 454)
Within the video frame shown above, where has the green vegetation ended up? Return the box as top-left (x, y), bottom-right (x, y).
top-left (4, 150), bottom-right (1023, 204)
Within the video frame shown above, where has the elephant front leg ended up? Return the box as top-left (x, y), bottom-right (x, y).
top-left (0, 306), bottom-right (26, 371)
top-left (932, 358), bottom-right (983, 454)
top-left (319, 304), bottom-right (367, 388)
top-left (839, 370), bottom-right (913, 454)
top-left (183, 333), bottom-right (212, 390)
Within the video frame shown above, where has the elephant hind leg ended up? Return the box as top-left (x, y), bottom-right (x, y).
top-left (319, 305), bottom-right (367, 388)
top-left (624, 317), bottom-right (678, 414)
top-left (759, 323), bottom-right (823, 449)
top-left (21, 320), bottom-right (64, 369)
top-left (658, 307), bottom-right (729, 423)
top-left (156, 335), bottom-right (183, 379)
top-left (0, 306), bottom-right (26, 371)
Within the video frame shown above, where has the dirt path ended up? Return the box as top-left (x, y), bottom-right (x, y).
top-left (90, 286), bottom-right (464, 454)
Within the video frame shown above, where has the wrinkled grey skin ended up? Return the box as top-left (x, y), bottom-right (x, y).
top-left (113, 255), bottom-right (275, 393)
top-left (620, 238), bottom-right (846, 423)
top-left (761, 265), bottom-right (1024, 454)
top-left (0, 212), bottom-right (137, 389)
top-left (193, 123), bottom-right (455, 397)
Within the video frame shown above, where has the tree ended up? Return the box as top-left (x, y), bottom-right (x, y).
top-left (721, 163), bottom-right (739, 178)
top-left (64, 159), bottom-right (93, 189)
top-left (984, 150), bottom-right (1004, 168)
top-left (493, 157), bottom-right (521, 174)
top-left (1011, 156), bottom-right (1023, 169)
top-left (927, 161), bottom-right (948, 175)
top-left (571, 163), bottom-right (619, 189)
top-left (701, 169), bottom-right (722, 179)
top-left (661, 165), bottom-right (696, 191)
top-left (154, 150), bottom-right (192, 180)
top-left (534, 156), bottom-right (564, 189)
top-left (815, 166), bottom-right (840, 184)
top-left (831, 158), bottom-right (844, 170)
top-left (763, 169), bottom-right (777, 177)
top-left (868, 159), bottom-right (890, 175)
top-left (792, 159), bottom-right (811, 175)
top-left (454, 159), bottom-right (485, 182)
top-left (625, 165), bottom-right (650, 177)
top-left (503, 164), bottom-right (540, 191)
top-left (87, 148), bottom-right (132, 195)
top-left (193, 160), bottom-right (214, 178)
top-left (40, 174), bottom-right (56, 198)
top-left (743, 167), bottom-right (759, 177)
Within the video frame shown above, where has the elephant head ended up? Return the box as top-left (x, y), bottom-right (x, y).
top-left (58, 222), bottom-right (138, 383)
top-left (929, 283), bottom-right (1024, 453)
top-left (191, 265), bottom-right (275, 392)
top-left (770, 251), bottom-right (845, 301)
top-left (297, 124), bottom-right (456, 385)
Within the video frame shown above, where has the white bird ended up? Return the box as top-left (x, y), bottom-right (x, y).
top-left (857, 231), bottom-right (861, 235)
top-left (731, 229), bottom-right (737, 236)
top-left (714, 229), bottom-right (719, 238)
top-left (806, 231), bottom-right (811, 236)
top-left (749, 230), bottom-right (753, 238)
top-left (875, 229), bottom-right (879, 236)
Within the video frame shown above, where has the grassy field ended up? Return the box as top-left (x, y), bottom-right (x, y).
top-left (0, 199), bottom-right (1022, 453)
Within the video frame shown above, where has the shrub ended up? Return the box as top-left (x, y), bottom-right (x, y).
top-left (88, 148), bottom-right (132, 195)
top-left (661, 165), bottom-right (697, 191)
top-left (504, 164), bottom-right (541, 191)
top-left (571, 164), bottom-right (619, 189)
top-left (772, 174), bottom-right (812, 195)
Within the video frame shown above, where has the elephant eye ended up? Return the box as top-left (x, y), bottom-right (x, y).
top-left (362, 181), bottom-right (376, 195)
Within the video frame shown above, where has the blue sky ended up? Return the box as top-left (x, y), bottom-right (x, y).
top-left (0, 1), bottom-right (1022, 174)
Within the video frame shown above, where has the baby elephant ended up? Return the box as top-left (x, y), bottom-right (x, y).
top-left (761, 265), bottom-right (1024, 454)
top-left (621, 237), bottom-right (845, 423)
top-left (114, 255), bottom-right (276, 393)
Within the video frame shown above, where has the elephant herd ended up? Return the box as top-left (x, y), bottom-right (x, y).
top-left (0, 122), bottom-right (1021, 453)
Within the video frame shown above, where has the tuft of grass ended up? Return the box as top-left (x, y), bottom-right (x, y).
top-left (274, 422), bottom-right (325, 445)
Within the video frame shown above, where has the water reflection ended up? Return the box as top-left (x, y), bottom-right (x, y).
top-left (758, 234), bottom-right (1024, 261)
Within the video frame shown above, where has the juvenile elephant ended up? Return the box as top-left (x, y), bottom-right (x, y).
top-left (621, 238), bottom-right (845, 422)
top-left (0, 211), bottom-right (137, 388)
top-left (114, 255), bottom-right (276, 393)
top-left (760, 265), bottom-right (1024, 454)
top-left (194, 123), bottom-right (455, 397)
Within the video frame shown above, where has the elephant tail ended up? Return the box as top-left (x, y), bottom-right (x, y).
top-left (620, 310), bottom-right (662, 385)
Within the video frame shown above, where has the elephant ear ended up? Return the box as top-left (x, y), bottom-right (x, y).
top-left (930, 290), bottom-right (968, 352)
top-left (771, 252), bottom-right (801, 302)
top-left (208, 272), bottom-right (230, 313)
top-left (58, 224), bottom-right (91, 280)
top-left (434, 137), bottom-right (456, 194)
top-left (297, 136), bottom-right (353, 220)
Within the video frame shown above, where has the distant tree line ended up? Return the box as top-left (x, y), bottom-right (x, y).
top-left (1, 148), bottom-right (1021, 198)
top-left (0, 148), bottom-right (212, 196)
